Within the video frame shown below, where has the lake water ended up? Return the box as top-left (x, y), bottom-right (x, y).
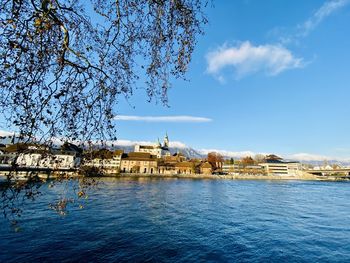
top-left (1, 178), bottom-right (350, 262)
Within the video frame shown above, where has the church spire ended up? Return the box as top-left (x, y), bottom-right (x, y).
top-left (163, 132), bottom-right (169, 148)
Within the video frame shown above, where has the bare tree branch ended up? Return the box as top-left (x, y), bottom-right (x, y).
top-left (0, 0), bottom-right (208, 144)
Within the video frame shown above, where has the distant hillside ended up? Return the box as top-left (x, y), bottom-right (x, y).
top-left (169, 147), bottom-right (203, 159)
top-left (109, 144), bottom-right (203, 159)
top-left (291, 160), bottom-right (350, 167)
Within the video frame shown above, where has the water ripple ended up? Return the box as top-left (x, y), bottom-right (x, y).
top-left (1, 179), bottom-right (350, 262)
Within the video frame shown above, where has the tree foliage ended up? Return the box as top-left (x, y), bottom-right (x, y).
top-left (240, 156), bottom-right (255, 166)
top-left (207, 151), bottom-right (223, 171)
top-left (0, 0), bottom-right (208, 143)
top-left (254, 154), bottom-right (265, 164)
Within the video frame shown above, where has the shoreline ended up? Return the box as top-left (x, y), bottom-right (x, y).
top-left (107, 173), bottom-right (350, 182)
top-left (1, 172), bottom-right (349, 183)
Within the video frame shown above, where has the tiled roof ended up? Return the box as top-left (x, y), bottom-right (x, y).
top-left (85, 149), bottom-right (123, 160)
top-left (175, 162), bottom-right (194, 168)
top-left (139, 145), bottom-right (157, 149)
top-left (265, 154), bottom-right (283, 160)
top-left (122, 152), bottom-right (157, 161)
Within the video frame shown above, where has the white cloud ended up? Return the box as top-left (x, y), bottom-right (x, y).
top-left (206, 41), bottom-right (303, 79)
top-left (275, 0), bottom-right (350, 44)
top-left (206, 0), bottom-right (350, 81)
top-left (299, 0), bottom-right (349, 37)
top-left (114, 115), bottom-right (212, 123)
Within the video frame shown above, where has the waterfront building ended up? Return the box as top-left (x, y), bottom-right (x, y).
top-left (3, 142), bottom-right (82, 169)
top-left (163, 152), bottom-right (187, 163)
top-left (16, 151), bottom-right (80, 170)
top-left (222, 164), bottom-right (240, 174)
top-left (120, 152), bottom-right (158, 174)
top-left (200, 162), bottom-right (212, 175)
top-left (134, 133), bottom-right (171, 158)
top-left (157, 160), bottom-right (211, 175)
top-left (157, 161), bottom-right (177, 175)
top-left (259, 158), bottom-right (301, 176)
top-left (223, 163), bottom-right (265, 175)
top-left (84, 149), bottom-right (123, 175)
top-left (174, 162), bottom-right (195, 174)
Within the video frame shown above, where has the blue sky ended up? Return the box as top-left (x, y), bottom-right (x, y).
top-left (113, 0), bottom-right (350, 161)
top-left (1, 0), bottom-right (349, 161)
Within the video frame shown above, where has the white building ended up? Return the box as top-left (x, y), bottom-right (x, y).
top-left (259, 160), bottom-right (301, 176)
top-left (134, 133), bottom-right (171, 158)
top-left (222, 164), bottom-right (239, 174)
top-left (2, 142), bottom-right (82, 170)
top-left (16, 152), bottom-right (81, 169)
top-left (120, 152), bottom-right (158, 174)
top-left (84, 149), bottom-right (123, 174)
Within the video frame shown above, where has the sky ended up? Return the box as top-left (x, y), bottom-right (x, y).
top-left (112, 0), bottom-right (350, 161)
top-left (2, 0), bottom-right (350, 162)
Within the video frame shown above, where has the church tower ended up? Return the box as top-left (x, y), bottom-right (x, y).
top-left (163, 132), bottom-right (169, 149)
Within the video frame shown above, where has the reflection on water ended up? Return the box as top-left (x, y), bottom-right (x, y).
top-left (1, 178), bottom-right (350, 262)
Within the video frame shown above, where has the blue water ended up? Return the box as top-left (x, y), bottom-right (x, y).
top-left (1, 178), bottom-right (350, 262)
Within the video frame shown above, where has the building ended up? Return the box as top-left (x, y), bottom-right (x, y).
top-left (16, 151), bottom-right (80, 169)
top-left (200, 162), bottom-right (212, 175)
top-left (120, 152), bottom-right (158, 174)
top-left (157, 161), bottom-right (177, 175)
top-left (222, 164), bottom-right (239, 174)
top-left (2, 142), bottom-right (82, 169)
top-left (259, 159), bottom-right (301, 176)
top-left (175, 162), bottom-right (195, 174)
top-left (222, 163), bottom-right (265, 175)
top-left (84, 149), bottom-right (123, 175)
top-left (163, 152), bottom-right (187, 163)
top-left (134, 133), bottom-right (171, 158)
